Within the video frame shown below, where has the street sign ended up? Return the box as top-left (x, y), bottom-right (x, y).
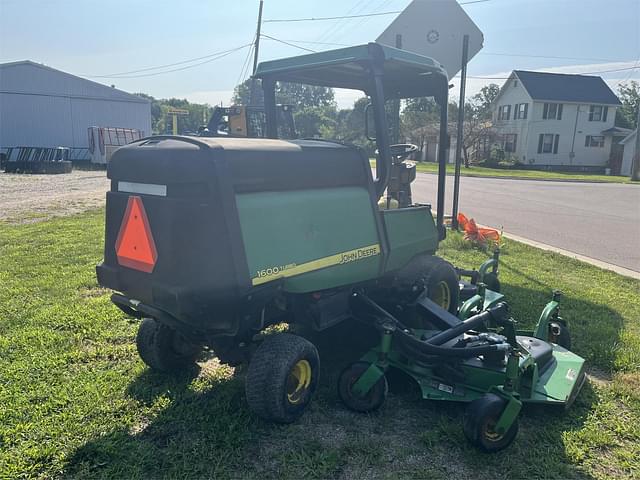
top-left (167, 108), bottom-right (190, 135)
top-left (167, 108), bottom-right (189, 115)
top-left (376, 0), bottom-right (484, 79)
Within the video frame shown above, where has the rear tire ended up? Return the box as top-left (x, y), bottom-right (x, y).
top-left (245, 333), bottom-right (319, 423)
top-left (463, 393), bottom-right (519, 452)
top-left (136, 318), bottom-right (201, 372)
top-left (338, 361), bottom-right (388, 413)
top-left (423, 257), bottom-right (460, 314)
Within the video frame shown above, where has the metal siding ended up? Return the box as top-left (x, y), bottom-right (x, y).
top-left (0, 62), bottom-right (151, 149)
top-left (0, 92), bottom-right (74, 147)
top-left (70, 98), bottom-right (151, 147)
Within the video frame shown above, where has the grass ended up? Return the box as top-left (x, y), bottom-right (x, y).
top-left (370, 160), bottom-right (637, 184)
top-left (1, 210), bottom-right (639, 479)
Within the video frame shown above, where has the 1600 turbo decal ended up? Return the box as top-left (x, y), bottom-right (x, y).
top-left (252, 244), bottom-right (381, 286)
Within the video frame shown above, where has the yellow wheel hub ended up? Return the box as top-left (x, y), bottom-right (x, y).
top-left (432, 280), bottom-right (451, 310)
top-left (287, 359), bottom-right (312, 404)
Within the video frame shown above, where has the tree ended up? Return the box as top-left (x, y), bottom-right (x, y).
top-left (295, 106), bottom-right (337, 138)
top-left (232, 79), bottom-right (335, 109)
top-left (616, 81), bottom-right (639, 129)
top-left (134, 93), bottom-right (212, 134)
top-left (400, 97), bottom-right (441, 159)
top-left (333, 97), bottom-right (376, 155)
top-left (469, 84), bottom-right (500, 121)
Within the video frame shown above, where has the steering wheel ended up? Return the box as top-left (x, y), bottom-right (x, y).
top-left (389, 143), bottom-right (419, 162)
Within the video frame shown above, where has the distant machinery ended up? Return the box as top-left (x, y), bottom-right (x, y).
top-left (88, 127), bottom-right (144, 165)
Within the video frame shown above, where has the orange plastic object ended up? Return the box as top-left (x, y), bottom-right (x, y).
top-left (457, 213), bottom-right (501, 246)
top-left (115, 196), bottom-right (157, 273)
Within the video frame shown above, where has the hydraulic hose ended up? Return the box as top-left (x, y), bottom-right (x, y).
top-left (427, 303), bottom-right (508, 346)
top-left (394, 327), bottom-right (509, 359)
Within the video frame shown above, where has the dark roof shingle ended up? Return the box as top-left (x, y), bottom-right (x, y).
top-left (514, 70), bottom-right (621, 105)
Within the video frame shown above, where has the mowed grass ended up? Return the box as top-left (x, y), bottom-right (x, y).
top-left (1, 210), bottom-right (639, 479)
top-left (370, 159), bottom-right (637, 184)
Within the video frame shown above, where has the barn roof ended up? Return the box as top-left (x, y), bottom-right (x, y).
top-left (0, 60), bottom-right (148, 104)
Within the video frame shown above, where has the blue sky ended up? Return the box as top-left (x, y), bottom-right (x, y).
top-left (1, 0), bottom-right (638, 107)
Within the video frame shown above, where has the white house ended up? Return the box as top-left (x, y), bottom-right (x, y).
top-left (492, 70), bottom-right (621, 172)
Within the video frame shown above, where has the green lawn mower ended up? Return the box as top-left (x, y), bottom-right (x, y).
top-left (339, 250), bottom-right (585, 451)
top-left (96, 43), bottom-right (585, 449)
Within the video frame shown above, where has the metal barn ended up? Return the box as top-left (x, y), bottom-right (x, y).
top-left (0, 61), bottom-right (151, 161)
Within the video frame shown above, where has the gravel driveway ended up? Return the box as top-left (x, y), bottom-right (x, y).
top-left (0, 170), bottom-right (109, 223)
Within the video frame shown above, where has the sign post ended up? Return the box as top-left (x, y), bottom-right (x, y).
top-left (451, 34), bottom-right (470, 230)
top-left (167, 108), bottom-right (189, 135)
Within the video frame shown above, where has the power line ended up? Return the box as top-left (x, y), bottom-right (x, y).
top-left (264, 0), bottom-right (490, 23)
top-left (260, 34), bottom-right (317, 53)
top-left (315, 0), bottom-right (375, 44)
top-left (269, 38), bottom-right (350, 47)
top-left (84, 44), bottom-right (251, 78)
top-left (236, 39), bottom-right (255, 86)
top-left (81, 44), bottom-right (251, 78)
top-left (480, 52), bottom-right (625, 63)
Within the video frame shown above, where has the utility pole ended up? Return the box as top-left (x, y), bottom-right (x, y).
top-left (249, 0), bottom-right (264, 105)
top-left (632, 103), bottom-right (640, 181)
top-left (391, 34), bottom-right (402, 144)
top-left (451, 34), bottom-right (469, 231)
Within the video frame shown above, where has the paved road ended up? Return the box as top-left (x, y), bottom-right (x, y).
top-left (410, 174), bottom-right (640, 273)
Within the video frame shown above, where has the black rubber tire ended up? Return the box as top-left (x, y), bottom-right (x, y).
top-left (548, 322), bottom-right (571, 349)
top-left (245, 333), bottom-right (319, 424)
top-left (463, 393), bottom-right (519, 452)
top-left (135, 318), bottom-right (201, 372)
top-left (483, 272), bottom-right (501, 293)
top-left (338, 361), bottom-right (388, 413)
top-left (423, 257), bottom-right (460, 314)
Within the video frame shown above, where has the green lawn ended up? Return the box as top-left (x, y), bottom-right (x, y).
top-left (370, 160), bottom-right (637, 183)
top-left (1, 210), bottom-right (639, 479)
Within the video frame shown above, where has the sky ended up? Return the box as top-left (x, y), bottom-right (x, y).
top-left (0, 0), bottom-right (638, 108)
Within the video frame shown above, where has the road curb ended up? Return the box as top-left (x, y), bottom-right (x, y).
top-left (416, 170), bottom-right (636, 185)
top-left (500, 231), bottom-right (640, 280)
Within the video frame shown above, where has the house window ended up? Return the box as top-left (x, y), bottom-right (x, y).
top-left (498, 105), bottom-right (511, 121)
top-left (503, 134), bottom-right (517, 152)
top-left (589, 105), bottom-right (609, 122)
top-left (585, 135), bottom-right (605, 147)
top-left (543, 103), bottom-right (563, 120)
top-left (538, 134), bottom-right (560, 154)
top-left (514, 103), bottom-right (528, 119)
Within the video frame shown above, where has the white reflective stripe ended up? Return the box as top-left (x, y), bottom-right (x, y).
top-left (118, 181), bottom-right (167, 197)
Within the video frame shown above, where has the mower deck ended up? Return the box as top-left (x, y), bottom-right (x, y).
top-left (361, 336), bottom-right (586, 406)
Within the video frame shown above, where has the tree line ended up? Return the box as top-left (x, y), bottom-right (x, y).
top-left (136, 79), bottom-right (639, 164)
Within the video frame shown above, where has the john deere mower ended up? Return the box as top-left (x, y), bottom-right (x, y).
top-left (96, 43), bottom-right (585, 448)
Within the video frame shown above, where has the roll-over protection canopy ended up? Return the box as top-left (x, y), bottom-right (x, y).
top-left (254, 42), bottom-right (449, 99)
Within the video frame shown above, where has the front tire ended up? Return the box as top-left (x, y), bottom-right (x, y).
top-left (136, 318), bottom-right (201, 372)
top-left (245, 333), bottom-right (319, 423)
top-left (548, 322), bottom-right (571, 349)
top-left (338, 361), bottom-right (388, 413)
top-left (423, 257), bottom-right (460, 314)
top-left (482, 272), bottom-right (501, 293)
top-left (463, 393), bottom-right (519, 452)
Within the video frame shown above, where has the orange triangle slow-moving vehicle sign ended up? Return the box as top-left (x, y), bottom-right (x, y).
top-left (115, 196), bottom-right (157, 273)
